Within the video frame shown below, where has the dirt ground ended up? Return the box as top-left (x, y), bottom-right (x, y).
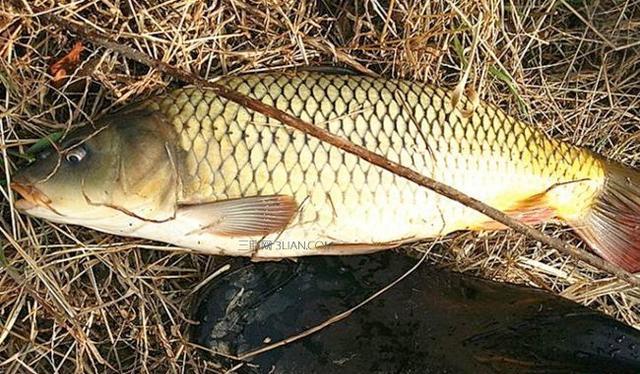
top-left (1, 0), bottom-right (640, 372)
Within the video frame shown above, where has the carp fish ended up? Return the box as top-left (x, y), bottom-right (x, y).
top-left (10, 71), bottom-right (640, 270)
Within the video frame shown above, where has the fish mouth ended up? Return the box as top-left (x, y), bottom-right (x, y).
top-left (10, 181), bottom-right (51, 211)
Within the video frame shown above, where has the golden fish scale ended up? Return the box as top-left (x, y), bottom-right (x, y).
top-left (143, 72), bottom-right (604, 237)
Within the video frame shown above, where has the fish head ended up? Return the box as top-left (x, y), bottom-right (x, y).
top-left (11, 110), bottom-right (179, 230)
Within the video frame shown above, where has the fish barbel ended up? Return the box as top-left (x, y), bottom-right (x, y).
top-left (11, 71), bottom-right (640, 270)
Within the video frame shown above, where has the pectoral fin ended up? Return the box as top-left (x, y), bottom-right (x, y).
top-left (179, 195), bottom-right (298, 237)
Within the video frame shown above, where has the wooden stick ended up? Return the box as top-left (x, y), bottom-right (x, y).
top-left (18, 7), bottom-right (640, 288)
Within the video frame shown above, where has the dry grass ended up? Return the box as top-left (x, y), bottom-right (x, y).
top-left (1, 0), bottom-right (640, 372)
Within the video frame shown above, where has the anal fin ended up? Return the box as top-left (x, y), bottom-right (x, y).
top-left (471, 193), bottom-right (555, 231)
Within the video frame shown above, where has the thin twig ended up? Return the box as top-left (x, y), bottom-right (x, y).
top-left (16, 6), bottom-right (640, 288)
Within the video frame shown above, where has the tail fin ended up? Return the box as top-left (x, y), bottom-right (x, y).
top-left (570, 160), bottom-right (640, 272)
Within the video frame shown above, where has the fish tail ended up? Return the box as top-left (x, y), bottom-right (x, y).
top-left (567, 160), bottom-right (640, 272)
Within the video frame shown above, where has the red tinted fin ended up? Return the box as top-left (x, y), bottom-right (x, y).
top-left (569, 160), bottom-right (640, 273)
top-left (473, 193), bottom-right (555, 231)
top-left (178, 195), bottom-right (298, 237)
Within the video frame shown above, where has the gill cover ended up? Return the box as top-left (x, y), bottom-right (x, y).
top-left (86, 109), bottom-right (179, 222)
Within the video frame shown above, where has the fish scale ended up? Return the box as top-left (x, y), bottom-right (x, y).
top-left (139, 71), bottom-right (604, 244)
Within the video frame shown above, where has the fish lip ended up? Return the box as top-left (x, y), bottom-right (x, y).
top-left (10, 181), bottom-right (50, 211)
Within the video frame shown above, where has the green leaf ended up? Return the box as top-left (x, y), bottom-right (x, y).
top-left (27, 132), bottom-right (63, 155)
top-left (7, 150), bottom-right (35, 162)
top-left (487, 65), bottom-right (511, 82)
top-left (0, 70), bottom-right (17, 95)
top-left (0, 246), bottom-right (6, 268)
top-left (7, 132), bottom-right (63, 164)
top-left (488, 65), bottom-right (527, 114)
top-left (451, 35), bottom-right (468, 69)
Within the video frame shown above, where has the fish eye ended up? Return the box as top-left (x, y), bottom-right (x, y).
top-left (65, 146), bottom-right (87, 165)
